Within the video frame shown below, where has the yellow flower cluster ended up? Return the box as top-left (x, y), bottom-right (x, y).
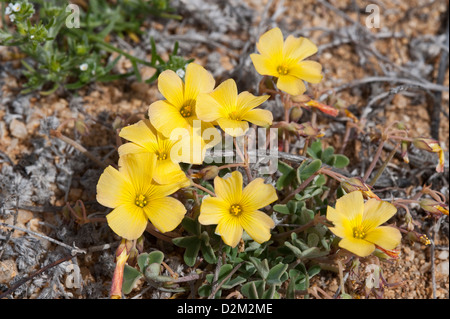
top-left (96, 30), bottom-right (282, 243)
top-left (96, 27), bottom-right (402, 256)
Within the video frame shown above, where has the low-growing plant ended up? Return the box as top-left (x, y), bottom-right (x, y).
top-left (93, 26), bottom-right (448, 300)
top-left (0, 0), bottom-right (188, 94)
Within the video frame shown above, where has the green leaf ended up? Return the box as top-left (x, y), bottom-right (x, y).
top-left (273, 204), bottom-right (290, 215)
top-left (276, 161), bottom-right (295, 190)
top-left (137, 253), bottom-right (149, 273)
top-left (307, 233), bottom-right (320, 247)
top-left (266, 263), bottom-right (288, 286)
top-left (307, 140), bottom-right (323, 158)
top-left (284, 241), bottom-right (303, 258)
top-left (241, 280), bottom-right (265, 299)
top-left (249, 257), bottom-right (270, 279)
top-left (122, 265), bottom-right (143, 294)
top-left (262, 284), bottom-right (276, 299)
top-left (308, 264), bottom-right (321, 278)
top-left (322, 146), bottom-right (335, 164)
top-left (332, 154), bottom-right (350, 168)
top-left (315, 174), bottom-right (327, 187)
top-left (147, 250), bottom-right (164, 265)
top-left (172, 236), bottom-right (201, 267)
top-left (181, 216), bottom-right (201, 236)
top-left (200, 234), bottom-right (217, 264)
top-left (144, 263), bottom-right (162, 278)
top-left (297, 159), bottom-right (322, 182)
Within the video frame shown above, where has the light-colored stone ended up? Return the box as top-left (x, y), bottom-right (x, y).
top-left (437, 250), bottom-right (449, 260)
top-left (436, 261), bottom-right (449, 276)
top-left (0, 259), bottom-right (18, 284)
top-left (9, 119), bottom-right (27, 139)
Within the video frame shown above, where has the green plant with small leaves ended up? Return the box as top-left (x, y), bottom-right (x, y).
top-left (0, 0), bottom-right (188, 94)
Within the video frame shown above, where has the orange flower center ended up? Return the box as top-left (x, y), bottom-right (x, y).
top-left (180, 100), bottom-right (195, 118)
top-left (230, 204), bottom-right (243, 216)
top-left (135, 194), bottom-right (148, 208)
top-left (277, 65), bottom-right (289, 76)
top-left (353, 225), bottom-right (366, 239)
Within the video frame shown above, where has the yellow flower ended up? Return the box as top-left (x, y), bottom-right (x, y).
top-left (96, 153), bottom-right (187, 240)
top-left (198, 171), bottom-right (277, 247)
top-left (148, 62), bottom-right (220, 164)
top-left (196, 78), bottom-right (272, 137)
top-left (326, 191), bottom-right (401, 257)
top-left (118, 119), bottom-right (190, 186)
top-left (250, 27), bottom-right (323, 96)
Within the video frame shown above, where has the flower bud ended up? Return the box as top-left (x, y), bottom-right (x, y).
top-left (289, 106), bottom-right (303, 122)
top-left (373, 246), bottom-right (400, 260)
top-left (419, 199), bottom-right (449, 216)
top-left (412, 138), bottom-right (445, 172)
top-left (401, 140), bottom-right (410, 164)
top-left (412, 138), bottom-right (440, 152)
top-left (341, 178), bottom-right (380, 200)
top-left (110, 239), bottom-right (132, 299)
top-left (305, 100), bottom-right (339, 117)
top-left (192, 166), bottom-right (220, 180)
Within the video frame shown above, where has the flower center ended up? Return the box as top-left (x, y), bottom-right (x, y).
top-left (230, 204), bottom-right (243, 216)
top-left (277, 65), bottom-right (289, 76)
top-left (229, 111), bottom-right (240, 120)
top-left (353, 225), bottom-right (366, 239)
top-left (135, 194), bottom-right (148, 208)
top-left (180, 100), bottom-right (195, 118)
top-left (156, 150), bottom-right (167, 160)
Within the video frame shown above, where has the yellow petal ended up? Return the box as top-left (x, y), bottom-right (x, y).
top-left (362, 198), bottom-right (397, 230)
top-left (202, 122), bottom-right (222, 149)
top-left (215, 215), bottom-right (243, 248)
top-left (157, 69), bottom-right (184, 108)
top-left (291, 61), bottom-right (323, 84)
top-left (276, 75), bottom-right (306, 96)
top-left (119, 153), bottom-right (157, 195)
top-left (217, 118), bottom-right (249, 137)
top-left (241, 177), bottom-right (278, 211)
top-left (237, 91), bottom-right (270, 114)
top-left (199, 196), bottom-right (230, 225)
top-left (338, 237), bottom-right (375, 257)
top-left (241, 109), bottom-right (273, 127)
top-left (335, 191), bottom-right (364, 228)
top-left (256, 27), bottom-right (283, 61)
top-left (196, 92), bottom-right (224, 122)
top-left (240, 210), bottom-right (274, 244)
top-left (364, 226), bottom-right (402, 250)
top-left (169, 130), bottom-right (208, 165)
top-left (106, 203), bottom-right (148, 240)
top-left (119, 119), bottom-right (158, 151)
top-left (214, 171), bottom-right (243, 205)
top-left (184, 63), bottom-right (215, 103)
top-left (326, 206), bottom-right (340, 225)
top-left (286, 36), bottom-right (318, 62)
top-left (209, 79), bottom-right (238, 114)
top-left (96, 166), bottom-right (133, 208)
top-left (154, 159), bottom-right (188, 185)
top-left (146, 180), bottom-right (184, 199)
top-left (144, 197), bottom-right (186, 233)
top-left (250, 53), bottom-right (277, 76)
top-left (148, 100), bottom-right (190, 138)
top-left (118, 142), bottom-right (148, 157)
